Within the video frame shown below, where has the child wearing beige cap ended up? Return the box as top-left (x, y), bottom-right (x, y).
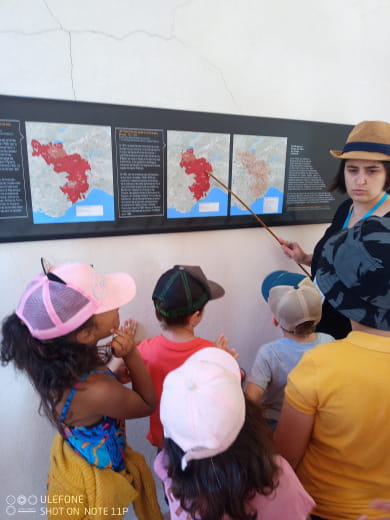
top-left (245, 270), bottom-right (334, 430)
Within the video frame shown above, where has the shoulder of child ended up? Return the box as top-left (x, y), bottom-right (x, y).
top-left (319, 332), bottom-right (336, 343)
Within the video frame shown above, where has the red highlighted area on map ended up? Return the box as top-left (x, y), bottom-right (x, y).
top-left (180, 148), bottom-right (212, 201)
top-left (31, 140), bottom-right (91, 204)
top-left (236, 150), bottom-right (271, 199)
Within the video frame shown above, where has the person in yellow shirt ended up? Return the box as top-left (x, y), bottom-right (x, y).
top-left (274, 216), bottom-right (390, 520)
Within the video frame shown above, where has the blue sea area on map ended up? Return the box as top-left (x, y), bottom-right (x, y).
top-left (230, 187), bottom-right (283, 215)
top-left (33, 189), bottom-right (115, 224)
top-left (167, 187), bottom-right (228, 218)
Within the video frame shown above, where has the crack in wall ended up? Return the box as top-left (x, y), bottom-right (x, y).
top-left (201, 57), bottom-right (238, 109)
top-left (1, 0), bottom-right (238, 108)
top-left (43, 0), bottom-right (76, 99)
top-left (170, 0), bottom-right (239, 110)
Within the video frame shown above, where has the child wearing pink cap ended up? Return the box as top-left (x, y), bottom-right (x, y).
top-left (155, 348), bottom-right (315, 520)
top-left (1, 259), bottom-right (162, 520)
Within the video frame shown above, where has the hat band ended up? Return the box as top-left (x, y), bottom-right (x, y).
top-left (343, 141), bottom-right (390, 155)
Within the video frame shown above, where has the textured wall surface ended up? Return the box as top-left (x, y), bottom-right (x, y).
top-left (1, 1), bottom-right (390, 517)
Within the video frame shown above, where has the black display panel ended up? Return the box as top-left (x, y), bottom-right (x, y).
top-left (0, 94), bottom-right (351, 242)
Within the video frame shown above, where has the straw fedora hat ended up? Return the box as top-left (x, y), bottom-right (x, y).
top-left (330, 120), bottom-right (390, 161)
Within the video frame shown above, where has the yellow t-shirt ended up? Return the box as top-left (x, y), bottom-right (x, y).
top-left (285, 331), bottom-right (390, 520)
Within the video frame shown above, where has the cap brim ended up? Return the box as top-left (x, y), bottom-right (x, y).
top-left (97, 272), bottom-right (136, 314)
top-left (330, 149), bottom-right (390, 161)
top-left (207, 279), bottom-right (225, 300)
top-left (261, 270), bottom-right (306, 301)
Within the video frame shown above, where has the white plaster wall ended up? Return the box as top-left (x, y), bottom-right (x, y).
top-left (1, 1), bottom-right (390, 518)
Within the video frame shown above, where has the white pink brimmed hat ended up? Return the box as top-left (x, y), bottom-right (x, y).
top-left (16, 260), bottom-right (136, 340)
top-left (160, 347), bottom-right (245, 470)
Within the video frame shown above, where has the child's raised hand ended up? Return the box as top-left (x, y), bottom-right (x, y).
top-left (110, 319), bottom-right (137, 359)
top-left (214, 333), bottom-right (239, 360)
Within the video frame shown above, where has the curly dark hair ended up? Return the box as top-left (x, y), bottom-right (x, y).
top-left (1, 313), bottom-right (111, 428)
top-left (328, 160), bottom-right (390, 193)
top-left (164, 398), bottom-right (279, 520)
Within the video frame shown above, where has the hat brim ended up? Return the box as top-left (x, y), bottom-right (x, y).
top-left (207, 279), bottom-right (225, 300)
top-left (97, 272), bottom-right (136, 314)
top-left (261, 270), bottom-right (306, 302)
top-left (330, 149), bottom-right (390, 161)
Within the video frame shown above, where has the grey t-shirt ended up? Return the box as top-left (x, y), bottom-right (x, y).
top-left (248, 332), bottom-right (334, 421)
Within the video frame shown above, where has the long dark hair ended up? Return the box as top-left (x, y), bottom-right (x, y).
top-left (328, 159), bottom-right (390, 193)
top-left (1, 313), bottom-right (111, 428)
top-left (164, 398), bottom-right (278, 520)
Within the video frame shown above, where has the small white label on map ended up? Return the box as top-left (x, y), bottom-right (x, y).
top-left (76, 205), bottom-right (104, 217)
top-left (263, 197), bottom-right (279, 213)
top-left (199, 202), bottom-right (220, 212)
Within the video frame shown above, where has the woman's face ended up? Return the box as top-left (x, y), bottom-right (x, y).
top-left (344, 159), bottom-right (387, 203)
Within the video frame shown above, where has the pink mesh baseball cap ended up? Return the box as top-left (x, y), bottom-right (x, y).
top-left (16, 261), bottom-right (136, 340)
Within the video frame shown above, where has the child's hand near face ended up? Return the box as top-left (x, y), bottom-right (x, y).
top-left (110, 319), bottom-right (138, 359)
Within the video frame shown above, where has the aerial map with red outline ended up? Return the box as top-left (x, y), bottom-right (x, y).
top-left (25, 121), bottom-right (114, 223)
top-left (230, 134), bottom-right (287, 215)
top-left (31, 139), bottom-right (91, 204)
top-left (167, 130), bottom-right (230, 217)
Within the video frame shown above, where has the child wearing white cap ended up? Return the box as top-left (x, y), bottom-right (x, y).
top-left (245, 270), bottom-right (334, 430)
top-left (154, 347), bottom-right (315, 520)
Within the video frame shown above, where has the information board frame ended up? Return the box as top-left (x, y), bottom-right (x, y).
top-left (0, 94), bottom-right (351, 243)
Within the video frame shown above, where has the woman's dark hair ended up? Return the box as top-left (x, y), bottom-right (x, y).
top-left (328, 160), bottom-right (390, 193)
top-left (1, 313), bottom-right (111, 428)
top-left (164, 398), bottom-right (278, 520)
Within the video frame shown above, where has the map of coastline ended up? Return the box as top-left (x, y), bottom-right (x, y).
top-left (231, 134), bottom-right (287, 215)
top-left (26, 122), bottom-right (114, 223)
top-left (167, 130), bottom-right (230, 218)
top-left (31, 140), bottom-right (91, 204)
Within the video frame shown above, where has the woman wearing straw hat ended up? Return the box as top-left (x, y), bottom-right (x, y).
top-left (281, 120), bottom-right (390, 339)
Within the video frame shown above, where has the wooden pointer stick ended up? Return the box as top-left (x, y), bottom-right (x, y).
top-left (206, 171), bottom-right (311, 277)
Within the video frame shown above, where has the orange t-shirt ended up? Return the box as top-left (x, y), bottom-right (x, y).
top-left (138, 335), bottom-right (213, 448)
